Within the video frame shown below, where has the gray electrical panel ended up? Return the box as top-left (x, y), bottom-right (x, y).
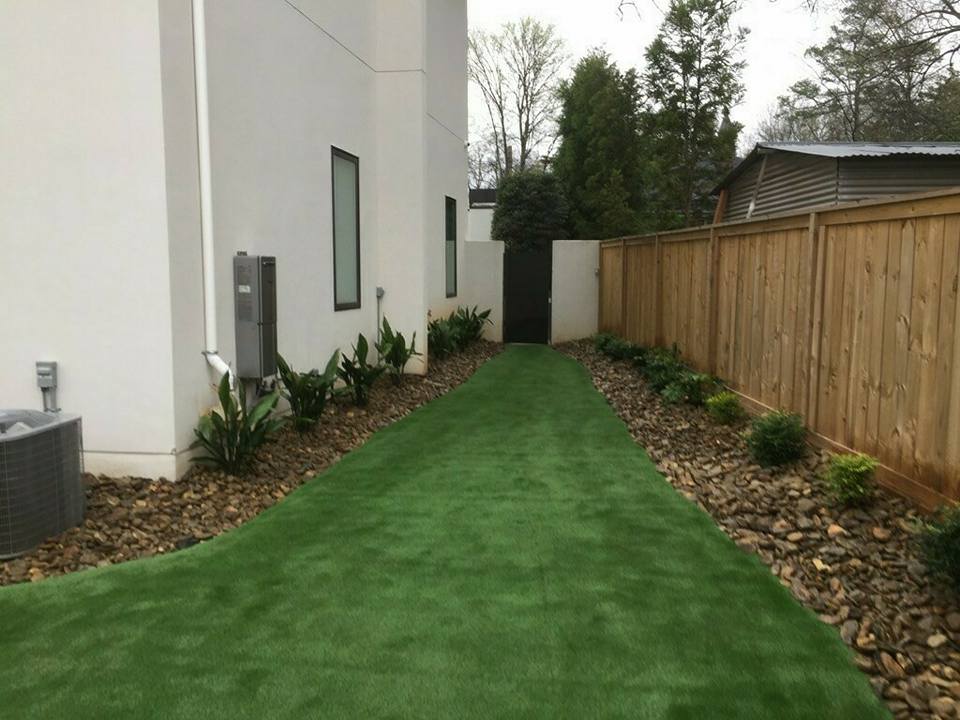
top-left (233, 254), bottom-right (277, 379)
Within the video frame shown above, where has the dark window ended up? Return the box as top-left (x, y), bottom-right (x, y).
top-left (332, 147), bottom-right (360, 310)
top-left (445, 196), bottom-right (457, 297)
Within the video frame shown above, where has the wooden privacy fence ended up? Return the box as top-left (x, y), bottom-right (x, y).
top-left (598, 188), bottom-right (960, 508)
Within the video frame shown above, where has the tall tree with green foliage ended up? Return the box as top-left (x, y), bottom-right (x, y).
top-left (490, 170), bottom-right (569, 251)
top-left (643, 0), bottom-right (746, 227)
top-left (553, 52), bottom-right (646, 238)
top-left (758, 0), bottom-right (948, 142)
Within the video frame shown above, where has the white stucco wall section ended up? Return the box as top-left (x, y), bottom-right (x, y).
top-left (551, 241), bottom-right (600, 344)
top-left (463, 241), bottom-right (504, 342)
top-left (0, 1), bottom-right (180, 478)
top-left (468, 207), bottom-right (494, 242)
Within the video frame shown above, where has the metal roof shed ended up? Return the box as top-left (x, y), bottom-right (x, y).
top-left (712, 142), bottom-right (960, 223)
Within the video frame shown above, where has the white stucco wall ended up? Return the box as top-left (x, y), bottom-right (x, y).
top-left (551, 241), bottom-right (600, 344)
top-left (468, 206), bottom-right (494, 242)
top-left (425, 0), bottom-right (469, 323)
top-left (463, 241), bottom-right (504, 342)
top-left (0, 1), bottom-right (180, 477)
top-left (1, 0), bottom-right (467, 479)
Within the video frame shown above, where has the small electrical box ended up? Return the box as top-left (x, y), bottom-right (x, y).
top-left (233, 254), bottom-right (277, 379)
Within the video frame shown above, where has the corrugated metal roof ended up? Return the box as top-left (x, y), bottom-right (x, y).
top-left (713, 142), bottom-right (960, 194)
top-left (759, 142), bottom-right (960, 158)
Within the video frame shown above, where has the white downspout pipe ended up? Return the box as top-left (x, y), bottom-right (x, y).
top-left (192, 0), bottom-right (233, 387)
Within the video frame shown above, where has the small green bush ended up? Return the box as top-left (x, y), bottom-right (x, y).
top-left (277, 351), bottom-right (339, 432)
top-left (641, 347), bottom-right (685, 392)
top-left (747, 411), bottom-right (807, 466)
top-left (450, 306), bottom-right (492, 349)
top-left (706, 391), bottom-right (746, 424)
top-left (338, 333), bottom-right (385, 406)
top-left (427, 317), bottom-right (457, 359)
top-left (824, 453), bottom-right (878, 507)
top-left (660, 371), bottom-right (714, 406)
top-left (919, 505), bottom-right (960, 591)
top-left (592, 333), bottom-right (617, 353)
top-left (428, 306), bottom-right (491, 358)
top-left (190, 373), bottom-right (283, 474)
top-left (376, 317), bottom-right (421, 385)
top-left (604, 337), bottom-right (639, 361)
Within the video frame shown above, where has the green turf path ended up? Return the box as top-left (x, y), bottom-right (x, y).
top-left (0, 345), bottom-right (887, 719)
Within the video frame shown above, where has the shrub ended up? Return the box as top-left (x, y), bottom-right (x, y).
top-left (747, 411), bottom-right (807, 466)
top-left (919, 505), bottom-right (960, 590)
top-left (428, 317), bottom-right (457, 359)
top-left (190, 373), bottom-right (283, 474)
top-left (376, 317), bottom-right (421, 385)
top-left (449, 306), bottom-right (491, 349)
top-left (661, 370), bottom-right (715, 406)
top-left (603, 337), bottom-right (639, 361)
top-left (824, 453), bottom-right (878, 507)
top-left (338, 333), bottom-right (385, 406)
top-left (640, 347), bottom-right (685, 392)
top-left (276, 351), bottom-right (339, 432)
top-left (491, 170), bottom-right (569, 251)
top-left (593, 333), bottom-right (617, 354)
top-left (706, 391), bottom-right (746, 424)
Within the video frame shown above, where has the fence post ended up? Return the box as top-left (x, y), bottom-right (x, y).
top-left (619, 238), bottom-right (627, 337)
top-left (707, 225), bottom-right (720, 374)
top-left (654, 234), bottom-right (663, 346)
top-left (804, 212), bottom-right (824, 427)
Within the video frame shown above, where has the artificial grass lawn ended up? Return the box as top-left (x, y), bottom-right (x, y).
top-left (0, 345), bottom-right (887, 719)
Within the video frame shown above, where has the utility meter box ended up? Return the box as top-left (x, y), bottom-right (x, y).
top-left (233, 254), bottom-right (277, 379)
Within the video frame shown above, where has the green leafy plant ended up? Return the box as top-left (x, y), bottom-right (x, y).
top-left (428, 317), bottom-right (458, 359)
top-left (824, 453), bottom-right (878, 507)
top-left (450, 306), bottom-right (492, 349)
top-left (747, 411), bottom-right (807, 466)
top-left (640, 347), bottom-right (685, 392)
top-left (660, 370), bottom-right (715, 406)
top-left (593, 333), bottom-right (617, 354)
top-left (338, 333), bottom-right (385, 406)
top-left (190, 374), bottom-right (283, 474)
top-left (919, 505), bottom-right (960, 591)
top-left (706, 390), bottom-right (746, 424)
top-left (376, 317), bottom-right (421, 385)
top-left (276, 351), bottom-right (339, 432)
top-left (603, 337), bottom-right (642, 361)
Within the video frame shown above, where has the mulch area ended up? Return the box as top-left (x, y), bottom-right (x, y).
top-left (561, 340), bottom-right (960, 720)
top-left (1, 342), bottom-right (501, 588)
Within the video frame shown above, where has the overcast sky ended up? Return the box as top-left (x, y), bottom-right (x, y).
top-left (468, 0), bottom-right (838, 152)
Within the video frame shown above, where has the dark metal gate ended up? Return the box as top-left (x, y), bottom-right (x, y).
top-left (503, 245), bottom-right (552, 343)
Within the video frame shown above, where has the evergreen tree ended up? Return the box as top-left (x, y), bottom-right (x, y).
top-left (491, 170), bottom-right (569, 252)
top-left (553, 52), bottom-right (646, 238)
top-left (643, 0), bottom-right (746, 227)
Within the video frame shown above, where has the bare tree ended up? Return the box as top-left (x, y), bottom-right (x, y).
top-left (468, 18), bottom-right (565, 185)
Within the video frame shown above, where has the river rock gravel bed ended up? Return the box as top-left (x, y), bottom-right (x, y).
top-left (1, 342), bottom-right (501, 588)
top-left (562, 339), bottom-right (960, 720)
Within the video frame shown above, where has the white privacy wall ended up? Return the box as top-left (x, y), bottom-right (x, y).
top-left (551, 241), bottom-right (600, 344)
top-left (468, 207), bottom-right (494, 242)
top-left (0, 1), bottom-right (180, 478)
top-left (425, 0), bottom-right (469, 322)
top-left (463, 241), bottom-right (505, 342)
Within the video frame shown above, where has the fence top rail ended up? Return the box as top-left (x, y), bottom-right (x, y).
top-left (596, 185), bottom-right (960, 247)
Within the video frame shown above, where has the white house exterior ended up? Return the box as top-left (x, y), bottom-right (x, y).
top-left (0, 0), bottom-right (468, 480)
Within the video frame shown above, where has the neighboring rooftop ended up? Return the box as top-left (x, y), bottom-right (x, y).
top-left (712, 141), bottom-right (960, 223)
top-left (716, 142), bottom-right (960, 194)
top-left (469, 188), bottom-right (497, 208)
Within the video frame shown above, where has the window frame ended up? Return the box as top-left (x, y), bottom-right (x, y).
top-left (445, 195), bottom-right (457, 298)
top-left (331, 146), bottom-right (361, 311)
